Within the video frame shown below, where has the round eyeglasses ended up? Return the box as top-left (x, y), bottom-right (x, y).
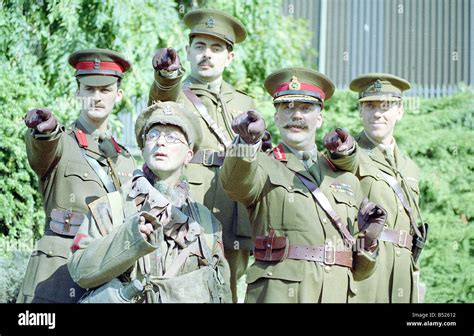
top-left (145, 128), bottom-right (188, 145)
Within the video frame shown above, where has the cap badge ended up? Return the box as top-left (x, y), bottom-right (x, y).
top-left (93, 58), bottom-right (100, 70)
top-left (163, 104), bottom-right (174, 115)
top-left (206, 16), bottom-right (215, 28)
top-left (374, 79), bottom-right (382, 92)
top-left (289, 76), bottom-right (301, 90)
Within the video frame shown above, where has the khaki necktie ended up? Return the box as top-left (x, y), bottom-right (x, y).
top-left (301, 151), bottom-right (312, 169)
top-left (303, 151), bottom-right (321, 185)
top-left (99, 132), bottom-right (118, 158)
top-left (385, 152), bottom-right (396, 169)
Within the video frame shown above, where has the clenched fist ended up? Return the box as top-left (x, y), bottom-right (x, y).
top-left (231, 110), bottom-right (266, 145)
top-left (358, 199), bottom-right (387, 250)
top-left (152, 48), bottom-right (180, 72)
top-left (323, 128), bottom-right (355, 154)
top-left (24, 108), bottom-right (57, 133)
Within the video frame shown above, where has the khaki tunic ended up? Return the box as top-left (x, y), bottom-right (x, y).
top-left (17, 119), bottom-right (135, 303)
top-left (67, 174), bottom-right (232, 303)
top-left (330, 132), bottom-right (421, 303)
top-left (148, 70), bottom-right (255, 251)
top-left (220, 143), bottom-right (377, 303)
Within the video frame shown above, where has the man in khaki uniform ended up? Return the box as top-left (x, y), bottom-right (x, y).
top-left (68, 101), bottom-right (231, 303)
top-left (221, 67), bottom-right (388, 303)
top-left (17, 49), bottom-right (135, 303)
top-left (323, 73), bottom-right (428, 302)
top-left (148, 8), bottom-right (255, 302)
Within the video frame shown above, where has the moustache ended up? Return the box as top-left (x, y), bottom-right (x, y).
top-left (284, 120), bottom-right (308, 129)
top-left (198, 59), bottom-right (214, 67)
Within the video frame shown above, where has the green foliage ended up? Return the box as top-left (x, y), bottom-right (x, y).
top-left (0, 251), bottom-right (30, 303)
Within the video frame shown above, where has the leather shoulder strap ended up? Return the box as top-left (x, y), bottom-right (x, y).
top-left (378, 171), bottom-right (422, 238)
top-left (295, 172), bottom-right (355, 246)
top-left (80, 148), bottom-right (117, 192)
top-left (182, 87), bottom-right (232, 148)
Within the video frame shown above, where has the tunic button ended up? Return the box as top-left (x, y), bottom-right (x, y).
top-left (322, 218), bottom-right (328, 224)
top-left (83, 173), bottom-right (88, 178)
top-left (398, 205), bottom-right (403, 211)
top-left (376, 173), bottom-right (380, 178)
top-left (48, 250), bottom-right (53, 256)
top-left (353, 288), bottom-right (358, 294)
top-left (288, 186), bottom-right (293, 190)
top-left (396, 250), bottom-right (401, 257)
top-left (267, 272), bottom-right (273, 277)
top-left (324, 265), bottom-right (331, 273)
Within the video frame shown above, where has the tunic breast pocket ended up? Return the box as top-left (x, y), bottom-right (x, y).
top-left (64, 161), bottom-right (103, 188)
top-left (330, 190), bottom-right (358, 232)
top-left (267, 174), bottom-right (311, 232)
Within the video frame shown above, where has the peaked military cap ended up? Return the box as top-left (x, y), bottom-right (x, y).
top-left (68, 48), bottom-right (131, 86)
top-left (135, 101), bottom-right (202, 152)
top-left (184, 8), bottom-right (247, 46)
top-left (350, 73), bottom-right (411, 102)
top-left (264, 67), bottom-right (335, 108)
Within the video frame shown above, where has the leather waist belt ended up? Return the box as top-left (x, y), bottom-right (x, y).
top-left (189, 150), bottom-right (225, 167)
top-left (379, 228), bottom-right (413, 251)
top-left (287, 244), bottom-right (353, 268)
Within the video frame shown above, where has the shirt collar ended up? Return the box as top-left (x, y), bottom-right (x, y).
top-left (189, 75), bottom-right (222, 93)
top-left (283, 141), bottom-right (318, 162)
top-left (78, 114), bottom-right (112, 141)
top-left (363, 130), bottom-right (395, 156)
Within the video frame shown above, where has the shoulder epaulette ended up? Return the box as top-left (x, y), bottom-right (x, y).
top-left (74, 129), bottom-right (88, 148)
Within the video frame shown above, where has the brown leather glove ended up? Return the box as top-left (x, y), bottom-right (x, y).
top-left (261, 130), bottom-right (273, 152)
top-left (152, 48), bottom-right (180, 71)
top-left (323, 128), bottom-right (355, 154)
top-left (357, 198), bottom-right (387, 251)
top-left (24, 108), bottom-right (57, 133)
top-left (231, 110), bottom-right (266, 145)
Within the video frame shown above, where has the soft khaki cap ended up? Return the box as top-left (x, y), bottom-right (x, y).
top-left (264, 67), bottom-right (335, 107)
top-left (135, 101), bottom-right (202, 152)
top-left (184, 8), bottom-right (246, 46)
top-left (350, 73), bottom-right (411, 102)
top-left (68, 48), bottom-right (131, 86)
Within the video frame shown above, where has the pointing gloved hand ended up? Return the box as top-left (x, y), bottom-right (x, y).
top-left (152, 48), bottom-right (180, 72)
top-left (24, 108), bottom-right (58, 133)
top-left (323, 128), bottom-right (355, 154)
top-left (261, 130), bottom-right (273, 152)
top-left (231, 110), bottom-right (266, 145)
top-left (357, 198), bottom-right (387, 251)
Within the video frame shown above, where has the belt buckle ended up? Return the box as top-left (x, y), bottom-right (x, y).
top-left (398, 230), bottom-right (408, 247)
top-left (202, 149), bottom-right (215, 167)
top-left (324, 244), bottom-right (336, 265)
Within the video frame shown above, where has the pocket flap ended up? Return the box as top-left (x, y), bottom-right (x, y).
top-left (254, 235), bottom-right (288, 250)
top-left (246, 260), bottom-right (304, 284)
top-left (50, 208), bottom-right (84, 225)
top-left (35, 235), bottom-right (73, 258)
top-left (330, 188), bottom-right (357, 207)
top-left (49, 209), bottom-right (85, 237)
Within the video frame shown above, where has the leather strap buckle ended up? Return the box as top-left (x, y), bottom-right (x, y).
top-left (202, 149), bottom-right (215, 167)
top-left (398, 230), bottom-right (408, 247)
top-left (324, 244), bottom-right (336, 265)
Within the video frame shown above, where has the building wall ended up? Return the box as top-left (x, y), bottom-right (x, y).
top-left (283, 0), bottom-right (473, 96)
